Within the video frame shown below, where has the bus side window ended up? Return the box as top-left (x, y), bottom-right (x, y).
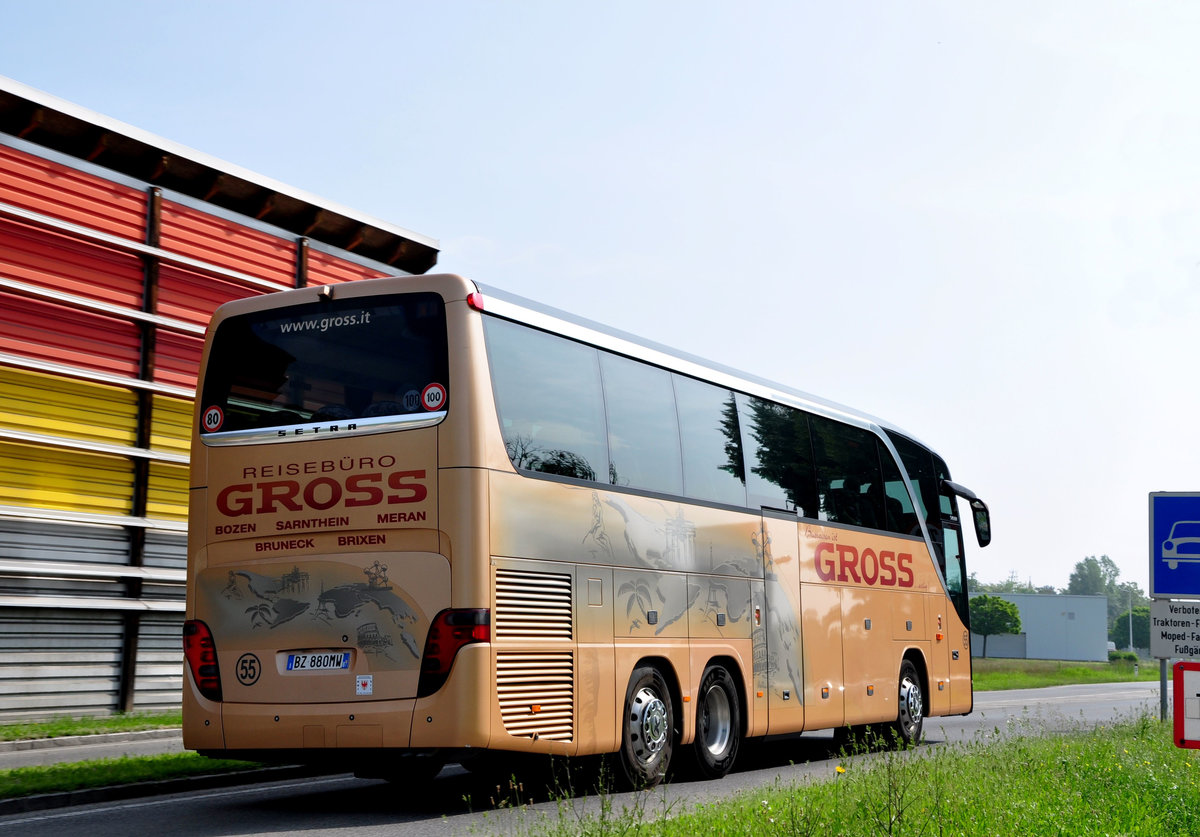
top-left (600, 352), bottom-right (683, 495)
top-left (879, 439), bottom-right (919, 536)
top-left (484, 317), bottom-right (608, 482)
top-left (811, 416), bottom-right (886, 530)
top-left (735, 394), bottom-right (818, 517)
top-left (673, 375), bottom-right (748, 508)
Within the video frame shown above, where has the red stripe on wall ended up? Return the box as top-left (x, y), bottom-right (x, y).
top-left (157, 264), bottom-right (269, 327)
top-left (0, 217), bottom-right (144, 308)
top-left (306, 248), bottom-right (389, 287)
top-left (0, 290), bottom-right (141, 376)
top-left (0, 143), bottom-right (146, 241)
top-left (152, 330), bottom-right (203, 390)
top-left (159, 200), bottom-right (294, 287)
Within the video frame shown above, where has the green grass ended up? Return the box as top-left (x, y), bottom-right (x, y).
top-left (0, 711), bottom-right (181, 742)
top-left (972, 658), bottom-right (1160, 691)
top-left (0, 753), bottom-right (261, 800)
top-left (512, 716), bottom-right (1197, 836)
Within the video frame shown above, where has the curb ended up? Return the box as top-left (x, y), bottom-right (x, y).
top-left (0, 764), bottom-right (337, 815)
top-left (0, 729), bottom-right (183, 753)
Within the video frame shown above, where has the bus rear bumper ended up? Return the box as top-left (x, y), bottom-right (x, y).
top-left (218, 698), bottom-right (420, 752)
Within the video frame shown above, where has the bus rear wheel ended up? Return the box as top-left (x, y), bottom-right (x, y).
top-left (890, 660), bottom-right (924, 746)
top-left (690, 665), bottom-right (740, 779)
top-left (618, 665), bottom-right (675, 788)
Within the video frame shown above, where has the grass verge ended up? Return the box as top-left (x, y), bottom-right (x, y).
top-left (0, 753), bottom-right (261, 800)
top-left (512, 716), bottom-right (1197, 836)
top-left (972, 658), bottom-right (1160, 691)
top-left (0, 711), bottom-right (181, 742)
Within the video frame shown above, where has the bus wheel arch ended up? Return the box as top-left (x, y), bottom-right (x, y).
top-left (690, 658), bottom-right (743, 779)
top-left (617, 660), bottom-right (678, 788)
top-left (891, 654), bottom-right (926, 746)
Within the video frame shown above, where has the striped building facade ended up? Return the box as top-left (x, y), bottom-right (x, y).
top-left (0, 78), bottom-right (437, 719)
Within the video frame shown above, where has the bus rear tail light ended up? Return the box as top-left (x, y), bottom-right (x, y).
top-left (417, 608), bottom-right (489, 698)
top-left (183, 620), bottom-right (223, 702)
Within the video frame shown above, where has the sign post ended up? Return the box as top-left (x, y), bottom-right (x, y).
top-left (1149, 493), bottom-right (1200, 732)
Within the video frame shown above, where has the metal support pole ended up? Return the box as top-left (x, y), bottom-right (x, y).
top-left (1162, 658), bottom-right (1169, 722)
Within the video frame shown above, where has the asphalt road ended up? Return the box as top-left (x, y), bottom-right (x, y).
top-left (0, 681), bottom-right (1166, 837)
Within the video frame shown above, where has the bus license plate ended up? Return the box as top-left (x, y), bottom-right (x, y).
top-left (286, 651), bottom-right (350, 671)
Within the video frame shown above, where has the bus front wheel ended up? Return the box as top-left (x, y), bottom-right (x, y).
top-left (690, 665), bottom-right (740, 779)
top-left (890, 660), bottom-right (924, 746)
top-left (618, 665), bottom-right (675, 788)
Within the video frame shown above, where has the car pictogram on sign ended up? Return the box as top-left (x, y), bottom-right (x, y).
top-left (1163, 521), bottom-right (1200, 569)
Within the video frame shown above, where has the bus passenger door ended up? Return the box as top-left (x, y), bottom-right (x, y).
top-left (940, 522), bottom-right (973, 714)
top-left (761, 514), bottom-right (805, 736)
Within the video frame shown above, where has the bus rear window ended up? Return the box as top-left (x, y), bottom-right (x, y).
top-left (199, 292), bottom-right (448, 439)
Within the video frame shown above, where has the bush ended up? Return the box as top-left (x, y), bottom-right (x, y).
top-left (1108, 650), bottom-right (1138, 663)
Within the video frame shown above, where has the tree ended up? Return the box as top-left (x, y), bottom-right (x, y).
top-left (1066, 556), bottom-right (1112, 597)
top-left (968, 571), bottom-right (1058, 596)
top-left (1110, 605), bottom-right (1151, 651)
top-left (969, 595), bottom-right (1022, 658)
top-left (1066, 556), bottom-right (1147, 629)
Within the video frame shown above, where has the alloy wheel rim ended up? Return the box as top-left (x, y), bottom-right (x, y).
top-left (898, 675), bottom-right (923, 734)
top-left (699, 683), bottom-right (732, 756)
top-left (630, 686), bottom-right (669, 761)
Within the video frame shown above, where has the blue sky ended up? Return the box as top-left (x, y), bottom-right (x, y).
top-left (5, 1), bottom-right (1200, 593)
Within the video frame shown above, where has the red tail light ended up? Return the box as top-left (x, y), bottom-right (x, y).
top-left (417, 608), bottom-right (489, 698)
top-left (183, 619), bottom-right (222, 702)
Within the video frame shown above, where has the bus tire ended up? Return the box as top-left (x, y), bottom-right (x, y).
top-left (891, 660), bottom-right (924, 746)
top-left (618, 665), bottom-right (675, 788)
top-left (690, 665), bottom-right (740, 779)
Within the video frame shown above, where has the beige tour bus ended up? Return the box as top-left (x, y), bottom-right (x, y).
top-left (183, 273), bottom-right (991, 786)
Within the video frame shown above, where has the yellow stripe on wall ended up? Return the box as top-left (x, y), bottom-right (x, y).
top-left (1, 369), bottom-right (195, 460)
top-left (150, 395), bottom-right (192, 456)
top-left (0, 367), bottom-right (137, 447)
top-left (147, 462), bottom-right (189, 521)
top-left (0, 441), bottom-right (133, 515)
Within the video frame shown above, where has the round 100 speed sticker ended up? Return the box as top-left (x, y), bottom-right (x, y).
top-left (421, 383), bottom-right (447, 411)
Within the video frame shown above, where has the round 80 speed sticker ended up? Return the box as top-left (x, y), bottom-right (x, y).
top-left (421, 383), bottom-right (447, 411)
top-left (201, 405), bottom-right (224, 432)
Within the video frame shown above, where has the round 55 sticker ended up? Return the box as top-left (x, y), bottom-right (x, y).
top-left (236, 653), bottom-right (261, 686)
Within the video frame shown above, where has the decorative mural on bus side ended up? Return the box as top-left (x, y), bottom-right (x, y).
top-left (492, 475), bottom-right (760, 577)
top-left (758, 523), bottom-right (804, 705)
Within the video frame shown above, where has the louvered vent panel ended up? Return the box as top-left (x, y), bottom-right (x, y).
top-left (496, 651), bottom-right (574, 741)
top-left (494, 568), bottom-right (573, 640)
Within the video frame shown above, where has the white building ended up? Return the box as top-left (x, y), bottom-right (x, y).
top-left (969, 593), bottom-right (1109, 662)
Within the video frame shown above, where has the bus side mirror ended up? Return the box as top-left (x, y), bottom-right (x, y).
top-left (969, 499), bottom-right (991, 548)
top-left (942, 479), bottom-right (991, 549)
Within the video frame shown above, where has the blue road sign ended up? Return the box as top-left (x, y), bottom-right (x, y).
top-left (1150, 493), bottom-right (1200, 599)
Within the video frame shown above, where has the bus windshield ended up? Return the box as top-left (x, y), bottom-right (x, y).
top-left (198, 291), bottom-right (448, 439)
